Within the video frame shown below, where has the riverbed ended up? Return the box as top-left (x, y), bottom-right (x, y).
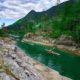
top-left (17, 41), bottom-right (80, 80)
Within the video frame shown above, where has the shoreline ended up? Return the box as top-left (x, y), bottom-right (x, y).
top-left (18, 47), bottom-right (72, 80)
top-left (0, 38), bottom-right (45, 80)
top-left (22, 39), bottom-right (80, 56)
top-left (55, 45), bottom-right (80, 56)
top-left (22, 39), bottom-right (53, 46)
top-left (0, 38), bottom-right (72, 80)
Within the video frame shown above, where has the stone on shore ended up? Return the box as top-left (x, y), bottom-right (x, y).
top-left (0, 38), bottom-right (72, 80)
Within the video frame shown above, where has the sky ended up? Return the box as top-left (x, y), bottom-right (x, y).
top-left (0, 0), bottom-right (68, 27)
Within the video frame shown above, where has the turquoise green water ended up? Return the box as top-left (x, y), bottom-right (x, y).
top-left (17, 42), bottom-right (80, 80)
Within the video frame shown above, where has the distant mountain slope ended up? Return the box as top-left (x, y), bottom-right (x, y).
top-left (8, 0), bottom-right (69, 28)
top-left (8, 0), bottom-right (80, 44)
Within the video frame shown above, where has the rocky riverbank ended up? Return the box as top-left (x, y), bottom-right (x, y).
top-left (0, 37), bottom-right (72, 80)
top-left (54, 35), bottom-right (80, 56)
top-left (23, 34), bottom-right (80, 56)
top-left (0, 38), bottom-right (45, 80)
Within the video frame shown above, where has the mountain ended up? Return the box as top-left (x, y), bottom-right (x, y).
top-left (7, 0), bottom-right (80, 44)
top-left (8, 0), bottom-right (69, 29)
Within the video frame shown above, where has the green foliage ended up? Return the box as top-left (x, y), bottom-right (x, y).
top-left (71, 25), bottom-right (80, 44)
top-left (0, 29), bottom-right (7, 37)
top-left (50, 29), bottom-right (62, 38)
top-left (8, 0), bottom-right (80, 44)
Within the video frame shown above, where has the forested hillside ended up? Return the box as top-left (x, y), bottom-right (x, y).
top-left (7, 0), bottom-right (80, 45)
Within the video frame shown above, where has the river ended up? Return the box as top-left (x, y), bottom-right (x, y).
top-left (17, 41), bottom-right (80, 80)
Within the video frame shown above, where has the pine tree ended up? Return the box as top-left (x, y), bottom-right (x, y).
top-left (1, 23), bottom-right (5, 28)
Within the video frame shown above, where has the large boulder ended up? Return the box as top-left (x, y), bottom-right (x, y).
top-left (24, 33), bottom-right (37, 39)
top-left (55, 35), bottom-right (76, 46)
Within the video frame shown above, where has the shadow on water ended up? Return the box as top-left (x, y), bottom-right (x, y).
top-left (17, 41), bottom-right (80, 80)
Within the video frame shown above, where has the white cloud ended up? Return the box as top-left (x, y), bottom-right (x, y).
top-left (0, 0), bottom-right (68, 19)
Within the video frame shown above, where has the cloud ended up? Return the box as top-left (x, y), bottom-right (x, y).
top-left (0, 0), bottom-right (68, 20)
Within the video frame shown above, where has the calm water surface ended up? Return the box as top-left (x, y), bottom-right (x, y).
top-left (17, 42), bottom-right (80, 80)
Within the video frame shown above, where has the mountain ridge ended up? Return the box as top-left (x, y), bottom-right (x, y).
top-left (7, 0), bottom-right (80, 45)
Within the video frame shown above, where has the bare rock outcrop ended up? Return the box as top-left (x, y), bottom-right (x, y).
top-left (55, 35), bottom-right (76, 46)
top-left (0, 38), bottom-right (72, 80)
top-left (0, 39), bottom-right (45, 80)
